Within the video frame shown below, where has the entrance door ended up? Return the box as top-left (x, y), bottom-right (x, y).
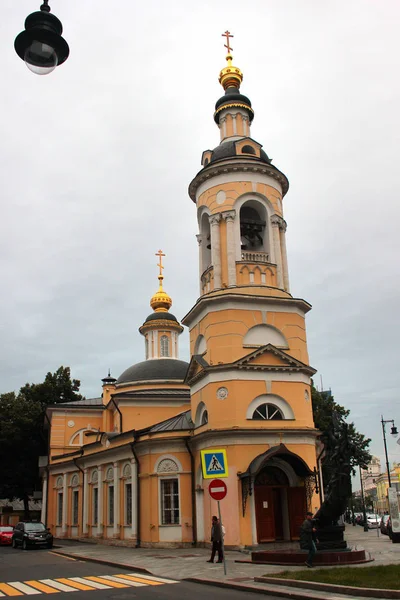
top-left (255, 486), bottom-right (275, 542)
top-left (287, 487), bottom-right (306, 540)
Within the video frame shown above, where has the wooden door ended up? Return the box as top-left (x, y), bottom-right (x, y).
top-left (287, 487), bottom-right (306, 540)
top-left (255, 486), bottom-right (275, 542)
top-left (273, 488), bottom-right (284, 540)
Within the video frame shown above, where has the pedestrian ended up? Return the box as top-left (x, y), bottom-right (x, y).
top-left (207, 515), bottom-right (223, 563)
top-left (299, 511), bottom-right (317, 568)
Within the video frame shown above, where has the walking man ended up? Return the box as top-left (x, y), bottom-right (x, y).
top-left (207, 515), bottom-right (223, 563)
top-left (299, 511), bottom-right (317, 567)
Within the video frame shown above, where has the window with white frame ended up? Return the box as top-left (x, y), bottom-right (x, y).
top-left (108, 486), bottom-right (114, 525)
top-left (125, 483), bottom-right (132, 526)
top-left (160, 335), bottom-right (170, 357)
top-left (92, 487), bottom-right (98, 525)
top-left (72, 490), bottom-right (79, 525)
top-left (160, 479), bottom-right (179, 525)
top-left (57, 492), bottom-right (63, 526)
top-left (252, 403), bottom-right (283, 420)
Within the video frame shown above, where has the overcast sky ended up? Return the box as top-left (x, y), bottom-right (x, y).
top-left (1, 0), bottom-right (399, 474)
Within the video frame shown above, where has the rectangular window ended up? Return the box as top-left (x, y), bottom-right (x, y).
top-left (72, 490), bottom-right (79, 526)
top-left (161, 479), bottom-right (179, 525)
top-left (93, 488), bottom-right (98, 525)
top-left (125, 483), bottom-right (132, 525)
top-left (108, 486), bottom-right (114, 525)
top-left (57, 492), bottom-right (63, 526)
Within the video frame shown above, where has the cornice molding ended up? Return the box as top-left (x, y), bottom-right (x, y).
top-left (189, 160), bottom-right (289, 202)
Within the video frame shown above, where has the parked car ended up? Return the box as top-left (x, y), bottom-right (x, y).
top-left (12, 522), bottom-right (53, 550)
top-left (0, 526), bottom-right (14, 545)
top-left (380, 514), bottom-right (390, 536)
top-left (366, 514), bottom-right (380, 529)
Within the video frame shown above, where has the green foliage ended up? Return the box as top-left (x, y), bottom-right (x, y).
top-left (311, 383), bottom-right (371, 481)
top-left (271, 564), bottom-right (400, 590)
top-left (0, 367), bottom-right (83, 515)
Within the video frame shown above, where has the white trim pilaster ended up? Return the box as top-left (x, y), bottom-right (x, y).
top-left (271, 215), bottom-right (284, 289)
top-left (209, 214), bottom-right (222, 289)
top-left (97, 466), bottom-right (103, 536)
top-left (113, 462), bottom-right (120, 537)
top-left (82, 468), bottom-right (89, 535)
top-left (222, 210), bottom-right (237, 287)
top-left (131, 459), bottom-right (137, 539)
top-left (40, 475), bottom-right (47, 525)
top-left (279, 220), bottom-right (290, 292)
top-left (62, 474), bottom-right (68, 535)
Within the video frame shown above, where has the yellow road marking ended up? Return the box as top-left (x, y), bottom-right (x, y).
top-left (49, 553), bottom-right (76, 561)
top-left (84, 577), bottom-right (128, 589)
top-left (0, 584), bottom-right (23, 597)
top-left (24, 582), bottom-right (59, 594)
top-left (114, 574), bottom-right (162, 586)
top-left (55, 580), bottom-right (94, 592)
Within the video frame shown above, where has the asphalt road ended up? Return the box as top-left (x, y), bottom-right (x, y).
top-left (0, 546), bottom-right (279, 600)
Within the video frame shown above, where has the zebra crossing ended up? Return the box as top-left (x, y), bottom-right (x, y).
top-left (0, 573), bottom-right (177, 596)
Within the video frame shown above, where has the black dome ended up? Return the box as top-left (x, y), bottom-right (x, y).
top-left (117, 359), bottom-right (189, 384)
top-left (144, 312), bottom-right (178, 323)
top-left (214, 86), bottom-right (253, 124)
top-left (209, 140), bottom-right (271, 165)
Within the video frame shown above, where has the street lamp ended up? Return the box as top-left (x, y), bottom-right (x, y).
top-left (381, 415), bottom-right (398, 489)
top-left (14, 1), bottom-right (69, 75)
top-left (359, 465), bottom-right (369, 532)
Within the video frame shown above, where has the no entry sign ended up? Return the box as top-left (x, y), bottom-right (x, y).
top-left (209, 478), bottom-right (227, 501)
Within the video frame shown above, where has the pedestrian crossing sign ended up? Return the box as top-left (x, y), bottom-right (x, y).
top-left (200, 448), bottom-right (228, 479)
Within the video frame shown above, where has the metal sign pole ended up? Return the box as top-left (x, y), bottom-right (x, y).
top-left (217, 500), bottom-right (227, 576)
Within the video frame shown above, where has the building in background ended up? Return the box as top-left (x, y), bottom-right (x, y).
top-left (42, 41), bottom-right (320, 547)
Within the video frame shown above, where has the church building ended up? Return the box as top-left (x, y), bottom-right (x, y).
top-left (42, 38), bottom-right (320, 548)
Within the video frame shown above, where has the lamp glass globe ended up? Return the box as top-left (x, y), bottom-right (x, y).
top-left (24, 40), bottom-right (58, 75)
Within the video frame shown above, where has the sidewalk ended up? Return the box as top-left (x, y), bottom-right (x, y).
top-left (54, 526), bottom-right (400, 599)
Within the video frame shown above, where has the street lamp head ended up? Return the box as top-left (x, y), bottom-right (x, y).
top-left (390, 425), bottom-right (398, 437)
top-left (14, 2), bottom-right (69, 75)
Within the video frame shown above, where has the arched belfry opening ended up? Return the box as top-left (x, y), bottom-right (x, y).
top-left (240, 200), bottom-right (269, 257)
top-left (200, 212), bottom-right (211, 274)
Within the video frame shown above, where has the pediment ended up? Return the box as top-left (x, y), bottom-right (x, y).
top-left (185, 354), bottom-right (209, 385)
top-left (235, 344), bottom-right (316, 374)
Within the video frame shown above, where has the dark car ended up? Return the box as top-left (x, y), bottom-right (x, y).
top-left (380, 514), bottom-right (390, 536)
top-left (12, 522), bottom-right (53, 550)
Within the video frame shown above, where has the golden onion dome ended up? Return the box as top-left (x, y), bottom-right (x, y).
top-left (150, 277), bottom-right (172, 312)
top-left (219, 53), bottom-right (243, 91)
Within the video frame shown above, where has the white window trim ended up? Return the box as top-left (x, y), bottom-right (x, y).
top-left (158, 475), bottom-right (181, 527)
top-left (154, 454), bottom-right (183, 473)
top-left (246, 394), bottom-right (295, 420)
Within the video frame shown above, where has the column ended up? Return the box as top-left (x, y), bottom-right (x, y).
top-left (62, 474), bottom-right (68, 536)
top-left (209, 214), bottom-right (222, 289)
top-left (113, 462), bottom-right (120, 537)
top-left (271, 215), bottom-right (284, 289)
top-left (219, 116), bottom-right (227, 141)
top-left (222, 210), bottom-right (237, 287)
top-left (196, 234), bottom-right (203, 294)
top-left (40, 474), bottom-right (47, 525)
top-left (232, 113), bottom-right (237, 135)
top-left (279, 220), bottom-right (290, 292)
top-left (97, 466), bottom-right (103, 536)
top-left (82, 468), bottom-right (89, 536)
top-left (131, 459), bottom-right (138, 539)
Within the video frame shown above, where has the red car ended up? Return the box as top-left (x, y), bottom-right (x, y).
top-left (0, 526), bottom-right (14, 545)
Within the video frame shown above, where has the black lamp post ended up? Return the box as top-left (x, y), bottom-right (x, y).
top-left (359, 465), bottom-right (369, 532)
top-left (14, 1), bottom-right (69, 75)
top-left (381, 415), bottom-right (398, 490)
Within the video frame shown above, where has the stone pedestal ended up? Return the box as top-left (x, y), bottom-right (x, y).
top-left (316, 524), bottom-right (347, 550)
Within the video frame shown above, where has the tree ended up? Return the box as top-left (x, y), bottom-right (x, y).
top-left (0, 367), bottom-right (83, 518)
top-left (311, 383), bottom-right (372, 494)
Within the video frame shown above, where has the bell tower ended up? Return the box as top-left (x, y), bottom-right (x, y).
top-left (183, 33), bottom-right (317, 483)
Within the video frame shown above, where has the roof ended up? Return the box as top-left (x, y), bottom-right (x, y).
top-left (214, 86), bottom-right (254, 124)
top-left (146, 410), bottom-right (194, 433)
top-left (0, 498), bottom-right (42, 511)
top-left (144, 312), bottom-right (178, 323)
top-left (117, 359), bottom-right (189, 384)
top-left (209, 139), bottom-right (271, 166)
top-left (52, 397), bottom-right (103, 408)
top-left (113, 388), bottom-right (189, 399)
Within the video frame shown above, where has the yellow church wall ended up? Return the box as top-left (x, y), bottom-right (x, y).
top-left (198, 182), bottom-right (282, 216)
top-left (120, 404), bottom-right (189, 432)
top-left (49, 412), bottom-right (103, 457)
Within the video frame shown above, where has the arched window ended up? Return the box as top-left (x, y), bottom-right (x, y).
top-left (201, 410), bottom-right (208, 425)
top-left (252, 403), bottom-right (283, 421)
top-left (240, 202), bottom-right (267, 252)
top-left (69, 428), bottom-right (96, 447)
top-left (241, 144), bottom-right (256, 155)
top-left (160, 335), bottom-right (170, 357)
top-left (145, 337), bottom-right (149, 359)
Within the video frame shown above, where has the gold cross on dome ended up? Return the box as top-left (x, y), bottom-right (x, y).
top-left (222, 30), bottom-right (234, 54)
top-left (155, 249), bottom-right (165, 277)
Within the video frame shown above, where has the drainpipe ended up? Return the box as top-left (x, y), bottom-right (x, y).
top-left (110, 397), bottom-right (123, 432)
top-left (73, 450), bottom-right (84, 537)
top-left (130, 436), bottom-right (140, 548)
top-left (185, 439), bottom-right (197, 545)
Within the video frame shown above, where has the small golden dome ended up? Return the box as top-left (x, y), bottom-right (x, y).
top-left (150, 278), bottom-right (172, 312)
top-left (219, 53), bottom-right (243, 91)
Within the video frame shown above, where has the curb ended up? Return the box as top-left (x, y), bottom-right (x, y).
top-left (53, 550), bottom-right (151, 575)
top-left (255, 577), bottom-right (400, 600)
top-left (185, 577), bottom-right (329, 599)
